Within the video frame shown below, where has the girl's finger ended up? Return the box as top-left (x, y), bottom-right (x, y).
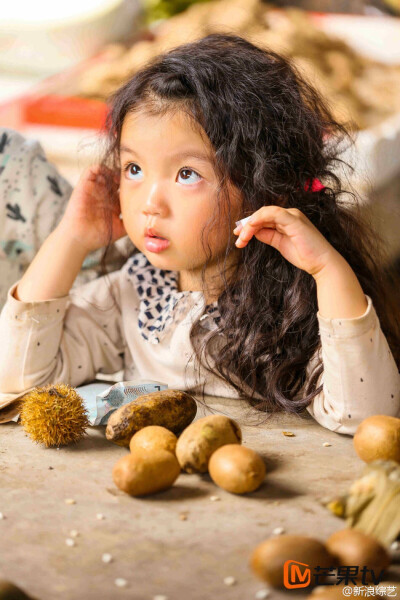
top-left (86, 164), bottom-right (103, 179)
top-left (248, 205), bottom-right (295, 225)
top-left (96, 174), bottom-right (106, 185)
top-left (235, 219), bottom-right (274, 244)
top-left (94, 171), bottom-right (120, 192)
top-left (235, 222), bottom-right (280, 248)
top-left (233, 208), bottom-right (276, 235)
top-left (89, 164), bottom-right (119, 185)
top-left (99, 164), bottom-right (120, 180)
top-left (236, 207), bottom-right (300, 239)
top-left (235, 215), bottom-right (253, 230)
top-left (235, 207), bottom-right (301, 248)
top-left (112, 214), bottom-right (127, 240)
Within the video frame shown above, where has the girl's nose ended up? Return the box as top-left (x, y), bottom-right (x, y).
top-left (143, 181), bottom-right (168, 217)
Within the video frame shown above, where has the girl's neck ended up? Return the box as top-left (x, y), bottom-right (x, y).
top-left (177, 253), bottom-right (239, 304)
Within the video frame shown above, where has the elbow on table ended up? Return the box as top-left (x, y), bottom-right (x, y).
top-left (0, 363), bottom-right (25, 395)
top-left (306, 385), bottom-right (400, 437)
top-left (0, 357), bottom-right (68, 396)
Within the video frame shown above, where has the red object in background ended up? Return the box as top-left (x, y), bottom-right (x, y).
top-left (22, 95), bottom-right (109, 129)
top-left (304, 177), bottom-right (326, 192)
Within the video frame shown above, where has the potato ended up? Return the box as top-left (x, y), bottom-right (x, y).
top-left (250, 535), bottom-right (333, 588)
top-left (129, 425), bottom-right (177, 454)
top-left (112, 448), bottom-right (181, 496)
top-left (353, 415), bottom-right (400, 463)
top-left (325, 529), bottom-right (390, 581)
top-left (208, 444), bottom-right (266, 493)
top-left (106, 389), bottom-right (197, 447)
top-left (175, 415), bottom-right (242, 473)
top-left (0, 580), bottom-right (34, 599)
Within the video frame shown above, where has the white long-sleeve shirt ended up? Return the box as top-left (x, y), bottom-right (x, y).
top-left (0, 251), bottom-right (399, 433)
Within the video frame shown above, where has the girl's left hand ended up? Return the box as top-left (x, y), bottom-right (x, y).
top-left (233, 206), bottom-right (339, 278)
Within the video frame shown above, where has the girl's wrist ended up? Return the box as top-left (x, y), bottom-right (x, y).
top-left (312, 253), bottom-right (368, 320)
top-left (55, 220), bottom-right (92, 258)
top-left (15, 223), bottom-right (90, 302)
top-left (311, 250), bottom-right (347, 283)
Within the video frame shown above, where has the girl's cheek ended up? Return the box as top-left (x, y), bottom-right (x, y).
top-left (118, 197), bottom-right (135, 233)
top-left (118, 189), bottom-right (134, 217)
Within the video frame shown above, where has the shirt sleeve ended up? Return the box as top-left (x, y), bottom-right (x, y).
top-left (0, 270), bottom-right (125, 407)
top-left (305, 294), bottom-right (400, 435)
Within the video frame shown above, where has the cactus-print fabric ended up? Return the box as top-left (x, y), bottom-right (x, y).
top-left (0, 128), bottom-right (72, 307)
top-left (0, 128), bottom-right (134, 309)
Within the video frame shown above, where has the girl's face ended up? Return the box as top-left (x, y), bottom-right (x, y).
top-left (119, 108), bottom-right (241, 297)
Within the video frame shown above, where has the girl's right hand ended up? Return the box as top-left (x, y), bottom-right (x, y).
top-left (56, 164), bottom-right (127, 254)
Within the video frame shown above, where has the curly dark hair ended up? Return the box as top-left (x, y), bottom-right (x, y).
top-left (98, 32), bottom-right (400, 423)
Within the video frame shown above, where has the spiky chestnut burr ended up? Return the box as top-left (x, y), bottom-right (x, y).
top-left (20, 383), bottom-right (89, 447)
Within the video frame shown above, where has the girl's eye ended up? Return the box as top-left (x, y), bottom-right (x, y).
top-left (123, 163), bottom-right (202, 184)
top-left (124, 163), bottom-right (143, 180)
top-left (178, 168), bottom-right (202, 185)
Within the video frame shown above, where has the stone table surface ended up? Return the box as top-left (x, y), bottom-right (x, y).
top-left (0, 394), bottom-right (399, 600)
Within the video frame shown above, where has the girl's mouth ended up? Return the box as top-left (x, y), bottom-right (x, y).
top-left (144, 235), bottom-right (170, 253)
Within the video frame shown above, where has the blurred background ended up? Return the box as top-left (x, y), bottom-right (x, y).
top-left (1, 0), bottom-right (400, 275)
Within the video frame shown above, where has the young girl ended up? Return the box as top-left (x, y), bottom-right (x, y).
top-left (0, 33), bottom-right (399, 434)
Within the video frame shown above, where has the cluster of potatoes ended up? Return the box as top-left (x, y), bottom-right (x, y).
top-left (107, 389), bottom-right (399, 591)
top-left (250, 415), bottom-right (400, 600)
top-left (253, 413), bottom-right (399, 590)
top-left (112, 414), bottom-right (266, 497)
top-left (251, 528), bottom-right (392, 591)
top-left (17, 385), bottom-right (399, 595)
top-left (108, 387), bottom-right (400, 497)
top-left (251, 414), bottom-right (399, 590)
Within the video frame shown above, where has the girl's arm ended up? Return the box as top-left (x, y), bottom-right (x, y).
top-left (313, 253), bottom-right (368, 319)
top-left (0, 163), bottom-right (127, 397)
top-left (306, 293), bottom-right (400, 435)
top-left (309, 255), bottom-right (399, 434)
top-left (0, 268), bottom-right (125, 396)
top-left (15, 163), bottom-right (125, 302)
top-left (14, 223), bottom-right (89, 301)
top-left (234, 206), bottom-right (400, 434)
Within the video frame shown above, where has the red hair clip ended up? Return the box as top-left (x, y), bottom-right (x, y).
top-left (304, 178), bottom-right (325, 192)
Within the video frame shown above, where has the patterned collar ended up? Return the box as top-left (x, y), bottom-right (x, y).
top-left (127, 252), bottom-right (221, 344)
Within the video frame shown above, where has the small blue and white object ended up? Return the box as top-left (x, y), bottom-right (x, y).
top-left (76, 380), bottom-right (168, 426)
top-left (235, 216), bottom-right (252, 229)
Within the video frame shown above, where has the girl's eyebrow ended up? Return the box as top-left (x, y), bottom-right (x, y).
top-left (120, 144), bottom-right (211, 163)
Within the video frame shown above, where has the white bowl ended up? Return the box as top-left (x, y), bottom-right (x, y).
top-left (0, 0), bottom-right (144, 75)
